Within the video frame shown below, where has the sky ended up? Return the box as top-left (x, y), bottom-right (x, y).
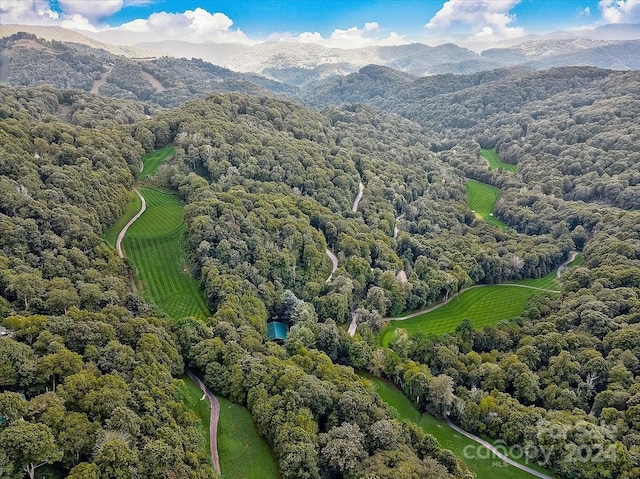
top-left (1, 1), bottom-right (640, 48)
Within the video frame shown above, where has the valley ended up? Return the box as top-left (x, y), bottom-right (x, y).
top-left (0, 17), bottom-right (639, 479)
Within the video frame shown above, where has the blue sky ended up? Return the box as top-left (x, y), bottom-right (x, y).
top-left (3, 1), bottom-right (640, 47)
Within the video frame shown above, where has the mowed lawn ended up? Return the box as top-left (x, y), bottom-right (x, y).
top-left (381, 283), bottom-right (559, 345)
top-left (139, 145), bottom-right (175, 178)
top-left (217, 396), bottom-right (281, 479)
top-left (179, 375), bottom-right (212, 462)
top-left (361, 373), bottom-right (553, 479)
top-left (123, 187), bottom-right (209, 320)
top-left (466, 179), bottom-right (507, 228)
top-left (481, 148), bottom-right (518, 173)
top-left (102, 189), bottom-right (142, 248)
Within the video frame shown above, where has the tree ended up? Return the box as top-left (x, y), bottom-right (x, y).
top-left (428, 374), bottom-right (455, 416)
top-left (0, 421), bottom-right (62, 479)
top-left (319, 422), bottom-right (368, 475)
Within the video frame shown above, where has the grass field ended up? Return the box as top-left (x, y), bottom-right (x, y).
top-left (217, 396), bottom-right (281, 479)
top-left (179, 375), bottom-right (212, 462)
top-left (140, 145), bottom-right (175, 178)
top-left (481, 148), bottom-right (518, 173)
top-left (123, 187), bottom-right (209, 320)
top-left (361, 373), bottom-right (553, 479)
top-left (102, 190), bottom-right (142, 248)
top-left (467, 179), bottom-right (507, 228)
top-left (381, 281), bottom-right (559, 345)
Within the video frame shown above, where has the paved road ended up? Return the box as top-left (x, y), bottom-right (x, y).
top-left (445, 419), bottom-right (554, 479)
top-left (187, 370), bottom-right (221, 476)
top-left (557, 251), bottom-right (579, 278)
top-left (115, 186), bottom-right (146, 259)
top-left (325, 248), bottom-right (338, 282)
top-left (352, 181), bottom-right (364, 212)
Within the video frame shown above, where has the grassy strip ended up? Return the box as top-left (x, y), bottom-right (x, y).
top-left (381, 284), bottom-right (559, 345)
top-left (481, 148), bottom-right (518, 173)
top-left (140, 145), bottom-right (175, 178)
top-left (515, 270), bottom-right (559, 290)
top-left (124, 187), bottom-right (209, 320)
top-left (362, 373), bottom-right (552, 479)
top-left (568, 253), bottom-right (584, 267)
top-left (102, 190), bottom-right (141, 248)
top-left (217, 396), bottom-right (280, 479)
top-left (179, 375), bottom-right (212, 462)
top-left (467, 179), bottom-right (508, 228)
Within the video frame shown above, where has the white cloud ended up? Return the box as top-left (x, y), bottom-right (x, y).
top-left (583, 6), bottom-right (592, 15)
top-left (425, 0), bottom-right (525, 41)
top-left (271, 23), bottom-right (406, 49)
top-left (0, 0), bottom-right (59, 24)
top-left (58, 0), bottom-right (124, 21)
top-left (112, 8), bottom-right (251, 43)
top-left (599, 0), bottom-right (640, 23)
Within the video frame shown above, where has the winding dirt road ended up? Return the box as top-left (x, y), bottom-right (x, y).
top-left (352, 181), bottom-right (364, 212)
top-left (445, 419), bottom-right (554, 479)
top-left (187, 370), bottom-right (221, 476)
top-left (325, 248), bottom-right (339, 282)
top-left (115, 186), bottom-right (146, 259)
top-left (557, 251), bottom-right (579, 278)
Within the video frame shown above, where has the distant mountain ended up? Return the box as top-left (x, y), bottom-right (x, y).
top-left (0, 33), bottom-right (296, 107)
top-left (0, 24), bottom-right (153, 57)
top-left (482, 38), bottom-right (640, 70)
top-left (2, 23), bottom-right (638, 93)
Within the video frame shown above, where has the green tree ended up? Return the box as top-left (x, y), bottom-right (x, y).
top-left (0, 420), bottom-right (62, 479)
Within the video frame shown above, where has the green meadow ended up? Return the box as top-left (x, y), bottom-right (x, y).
top-left (123, 187), bottom-right (209, 320)
top-left (179, 375), bottom-right (212, 462)
top-left (217, 396), bottom-right (281, 479)
top-left (362, 373), bottom-right (552, 479)
top-left (139, 145), bottom-right (175, 178)
top-left (466, 179), bottom-right (507, 228)
top-left (102, 189), bottom-right (142, 248)
top-left (481, 148), bottom-right (518, 173)
top-left (381, 284), bottom-right (558, 345)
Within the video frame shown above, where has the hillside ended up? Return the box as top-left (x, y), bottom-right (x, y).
top-left (0, 31), bottom-right (639, 479)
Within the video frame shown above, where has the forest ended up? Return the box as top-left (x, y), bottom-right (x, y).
top-left (0, 33), bottom-right (639, 479)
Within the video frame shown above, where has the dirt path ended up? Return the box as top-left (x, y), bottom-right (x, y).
top-left (115, 187), bottom-right (146, 259)
top-left (352, 181), bottom-right (364, 212)
top-left (348, 312), bottom-right (358, 336)
top-left (386, 283), bottom-right (560, 322)
top-left (325, 248), bottom-right (338, 282)
top-left (140, 70), bottom-right (165, 93)
top-left (187, 371), bottom-right (221, 476)
top-left (90, 65), bottom-right (113, 94)
top-left (445, 419), bottom-right (554, 479)
top-left (557, 251), bottom-right (579, 278)
top-left (393, 213), bottom-right (405, 239)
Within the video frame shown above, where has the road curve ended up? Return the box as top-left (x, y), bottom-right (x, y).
top-left (557, 251), bottom-right (579, 278)
top-left (325, 248), bottom-right (339, 282)
top-left (352, 181), bottom-right (364, 212)
top-left (386, 283), bottom-right (560, 322)
top-left (115, 186), bottom-right (146, 259)
top-left (187, 370), bottom-right (221, 476)
top-left (445, 419), bottom-right (554, 479)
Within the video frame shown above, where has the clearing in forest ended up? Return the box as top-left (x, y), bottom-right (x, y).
top-left (103, 189), bottom-right (142, 248)
top-left (139, 145), bottom-right (175, 178)
top-left (466, 179), bottom-right (507, 228)
top-left (481, 148), bottom-right (518, 173)
top-left (123, 187), bottom-right (209, 320)
top-left (216, 396), bottom-right (281, 479)
top-left (362, 374), bottom-right (553, 479)
top-left (381, 275), bottom-right (560, 345)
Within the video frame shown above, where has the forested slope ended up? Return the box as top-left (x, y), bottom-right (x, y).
top-left (304, 66), bottom-right (640, 211)
top-left (0, 60), bottom-right (638, 479)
